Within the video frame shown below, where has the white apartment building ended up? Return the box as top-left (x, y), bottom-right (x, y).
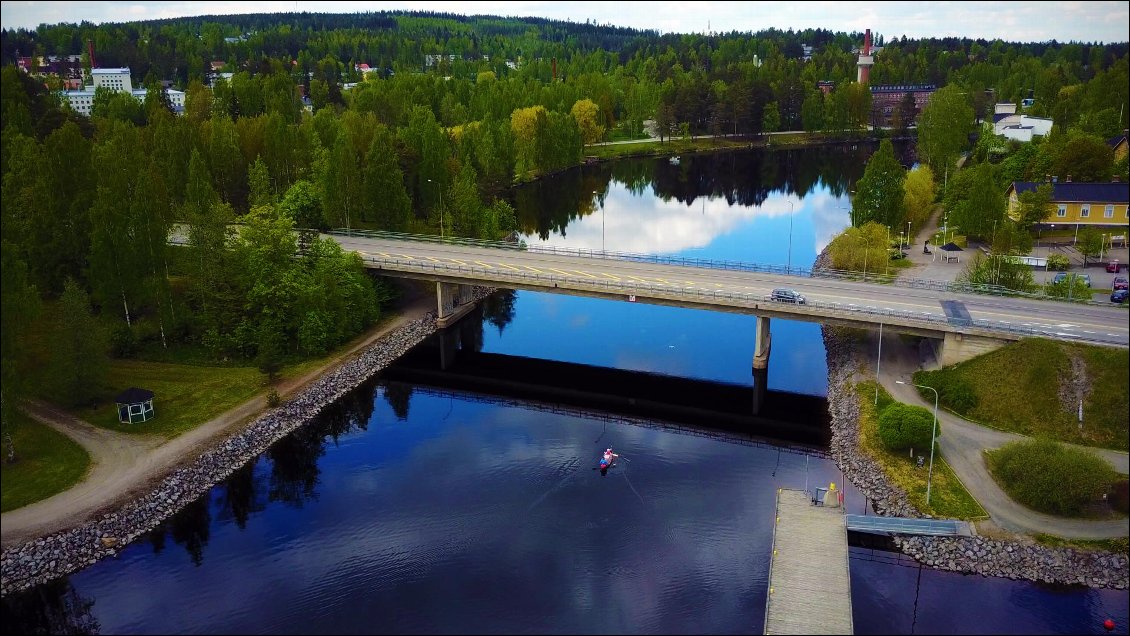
top-left (62, 67), bottom-right (184, 116)
top-left (91, 67), bottom-right (133, 93)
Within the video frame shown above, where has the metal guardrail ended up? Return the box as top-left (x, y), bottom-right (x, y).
top-left (845, 514), bottom-right (968, 537)
top-left (327, 229), bottom-right (1111, 307)
top-left (348, 250), bottom-right (1122, 345)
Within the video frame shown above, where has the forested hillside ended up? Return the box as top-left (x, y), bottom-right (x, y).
top-left (1, 11), bottom-right (1127, 429)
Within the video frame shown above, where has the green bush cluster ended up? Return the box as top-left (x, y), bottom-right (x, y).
top-left (988, 439), bottom-right (1117, 516)
top-left (916, 371), bottom-right (979, 412)
top-left (877, 403), bottom-right (938, 452)
top-left (1044, 277), bottom-right (1093, 300)
top-left (1045, 254), bottom-right (1070, 271)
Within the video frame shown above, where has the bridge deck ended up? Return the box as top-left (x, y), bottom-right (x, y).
top-left (764, 489), bottom-right (853, 635)
top-left (845, 514), bottom-right (970, 536)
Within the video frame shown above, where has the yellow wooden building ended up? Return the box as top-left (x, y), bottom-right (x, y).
top-left (1006, 181), bottom-right (1129, 227)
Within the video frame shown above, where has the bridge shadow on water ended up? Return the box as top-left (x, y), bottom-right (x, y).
top-left (379, 328), bottom-right (832, 453)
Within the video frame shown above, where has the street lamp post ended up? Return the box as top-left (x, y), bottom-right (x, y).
top-left (874, 323), bottom-right (883, 406)
top-left (787, 200), bottom-right (794, 273)
top-left (593, 190), bottom-right (604, 252)
top-left (906, 221), bottom-right (912, 249)
top-left (896, 380), bottom-right (939, 506)
top-left (884, 225), bottom-right (891, 276)
top-left (427, 178), bottom-right (445, 239)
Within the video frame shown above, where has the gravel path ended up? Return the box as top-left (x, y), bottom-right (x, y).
top-left (0, 293), bottom-right (434, 550)
top-left (874, 333), bottom-right (1129, 539)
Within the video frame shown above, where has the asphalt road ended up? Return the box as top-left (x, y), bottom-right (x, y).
top-left (328, 233), bottom-right (1130, 348)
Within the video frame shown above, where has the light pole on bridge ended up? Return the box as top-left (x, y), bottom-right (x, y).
top-left (593, 190), bottom-right (605, 253)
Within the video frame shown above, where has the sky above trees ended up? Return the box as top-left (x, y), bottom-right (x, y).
top-left (2, 1), bottom-right (1128, 44)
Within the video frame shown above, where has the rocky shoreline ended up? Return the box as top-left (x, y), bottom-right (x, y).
top-left (1, 287), bottom-right (494, 597)
top-left (816, 251), bottom-right (1128, 590)
top-left (3, 272), bottom-right (1127, 595)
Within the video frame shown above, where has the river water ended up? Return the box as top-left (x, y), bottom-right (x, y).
top-left (3, 146), bottom-right (1127, 634)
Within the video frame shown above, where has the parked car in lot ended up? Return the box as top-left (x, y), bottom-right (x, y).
top-left (1112, 288), bottom-right (1129, 304)
top-left (1052, 272), bottom-right (1091, 286)
top-left (1107, 260), bottom-right (1122, 273)
top-left (1113, 276), bottom-right (1129, 291)
top-left (770, 288), bottom-right (806, 304)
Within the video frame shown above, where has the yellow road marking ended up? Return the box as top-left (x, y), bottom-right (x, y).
top-left (448, 258), bottom-right (468, 266)
top-left (393, 253), bottom-right (415, 260)
top-left (377, 252), bottom-right (393, 258)
top-left (423, 256), bottom-right (440, 262)
top-left (548, 268), bottom-right (573, 277)
top-left (524, 265), bottom-right (544, 274)
top-left (626, 275), bottom-right (650, 283)
top-left (599, 272), bottom-right (622, 281)
top-left (497, 262), bottom-right (523, 271)
top-left (474, 261), bottom-right (493, 268)
top-left (571, 270), bottom-right (599, 279)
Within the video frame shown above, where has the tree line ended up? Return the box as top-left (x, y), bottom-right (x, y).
top-left (2, 10), bottom-right (1129, 446)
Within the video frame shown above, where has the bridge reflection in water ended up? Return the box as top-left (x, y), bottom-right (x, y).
top-left (379, 317), bottom-right (832, 453)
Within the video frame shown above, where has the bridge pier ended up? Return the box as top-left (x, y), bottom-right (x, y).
top-left (753, 316), bottom-right (771, 370)
top-left (435, 282), bottom-right (477, 328)
top-left (752, 316), bottom-right (771, 415)
top-left (438, 328), bottom-right (458, 371)
top-left (752, 367), bottom-right (768, 416)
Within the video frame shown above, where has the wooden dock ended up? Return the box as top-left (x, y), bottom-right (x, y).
top-left (763, 488), bottom-right (853, 635)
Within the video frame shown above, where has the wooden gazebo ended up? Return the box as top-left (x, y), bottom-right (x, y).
top-left (115, 387), bottom-right (155, 424)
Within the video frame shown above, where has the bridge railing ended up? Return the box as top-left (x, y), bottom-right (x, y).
top-left (353, 253), bottom-right (1116, 345)
top-left (327, 229), bottom-right (1105, 307)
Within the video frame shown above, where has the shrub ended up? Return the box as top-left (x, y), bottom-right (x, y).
top-left (1046, 253), bottom-right (1069, 271)
top-left (109, 323), bottom-right (137, 359)
top-left (936, 375), bottom-right (979, 412)
top-left (878, 403), bottom-right (939, 452)
top-left (988, 439), bottom-right (1118, 516)
top-left (1113, 479), bottom-right (1129, 515)
top-left (266, 388), bottom-right (281, 408)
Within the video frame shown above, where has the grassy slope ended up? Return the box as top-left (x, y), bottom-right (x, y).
top-left (916, 339), bottom-right (1129, 451)
top-left (72, 359), bottom-right (265, 439)
top-left (1, 411), bottom-right (92, 512)
top-left (855, 380), bottom-right (987, 519)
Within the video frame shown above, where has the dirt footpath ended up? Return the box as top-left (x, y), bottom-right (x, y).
top-left (1, 290), bottom-right (433, 549)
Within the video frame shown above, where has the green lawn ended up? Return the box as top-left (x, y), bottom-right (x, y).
top-left (1033, 534), bottom-right (1129, 555)
top-left (855, 380), bottom-right (988, 520)
top-left (914, 338), bottom-right (1129, 451)
top-left (586, 136), bottom-right (753, 160)
top-left (73, 359), bottom-right (267, 439)
top-left (1, 411), bottom-right (92, 512)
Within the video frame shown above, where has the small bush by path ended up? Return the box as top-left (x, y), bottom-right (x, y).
top-left (986, 438), bottom-right (1120, 517)
top-left (878, 402), bottom-right (939, 452)
top-left (856, 381), bottom-right (986, 519)
top-left (915, 339), bottom-right (1129, 451)
top-left (1, 412), bottom-right (91, 512)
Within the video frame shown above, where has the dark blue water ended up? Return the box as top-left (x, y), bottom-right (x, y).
top-left (4, 148), bottom-right (1127, 635)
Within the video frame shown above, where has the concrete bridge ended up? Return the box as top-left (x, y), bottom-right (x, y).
top-left (329, 230), bottom-right (1128, 372)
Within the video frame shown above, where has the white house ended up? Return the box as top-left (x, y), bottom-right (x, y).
top-left (994, 114), bottom-right (1053, 139)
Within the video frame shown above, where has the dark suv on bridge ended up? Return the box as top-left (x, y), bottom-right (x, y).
top-left (770, 288), bottom-right (806, 304)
